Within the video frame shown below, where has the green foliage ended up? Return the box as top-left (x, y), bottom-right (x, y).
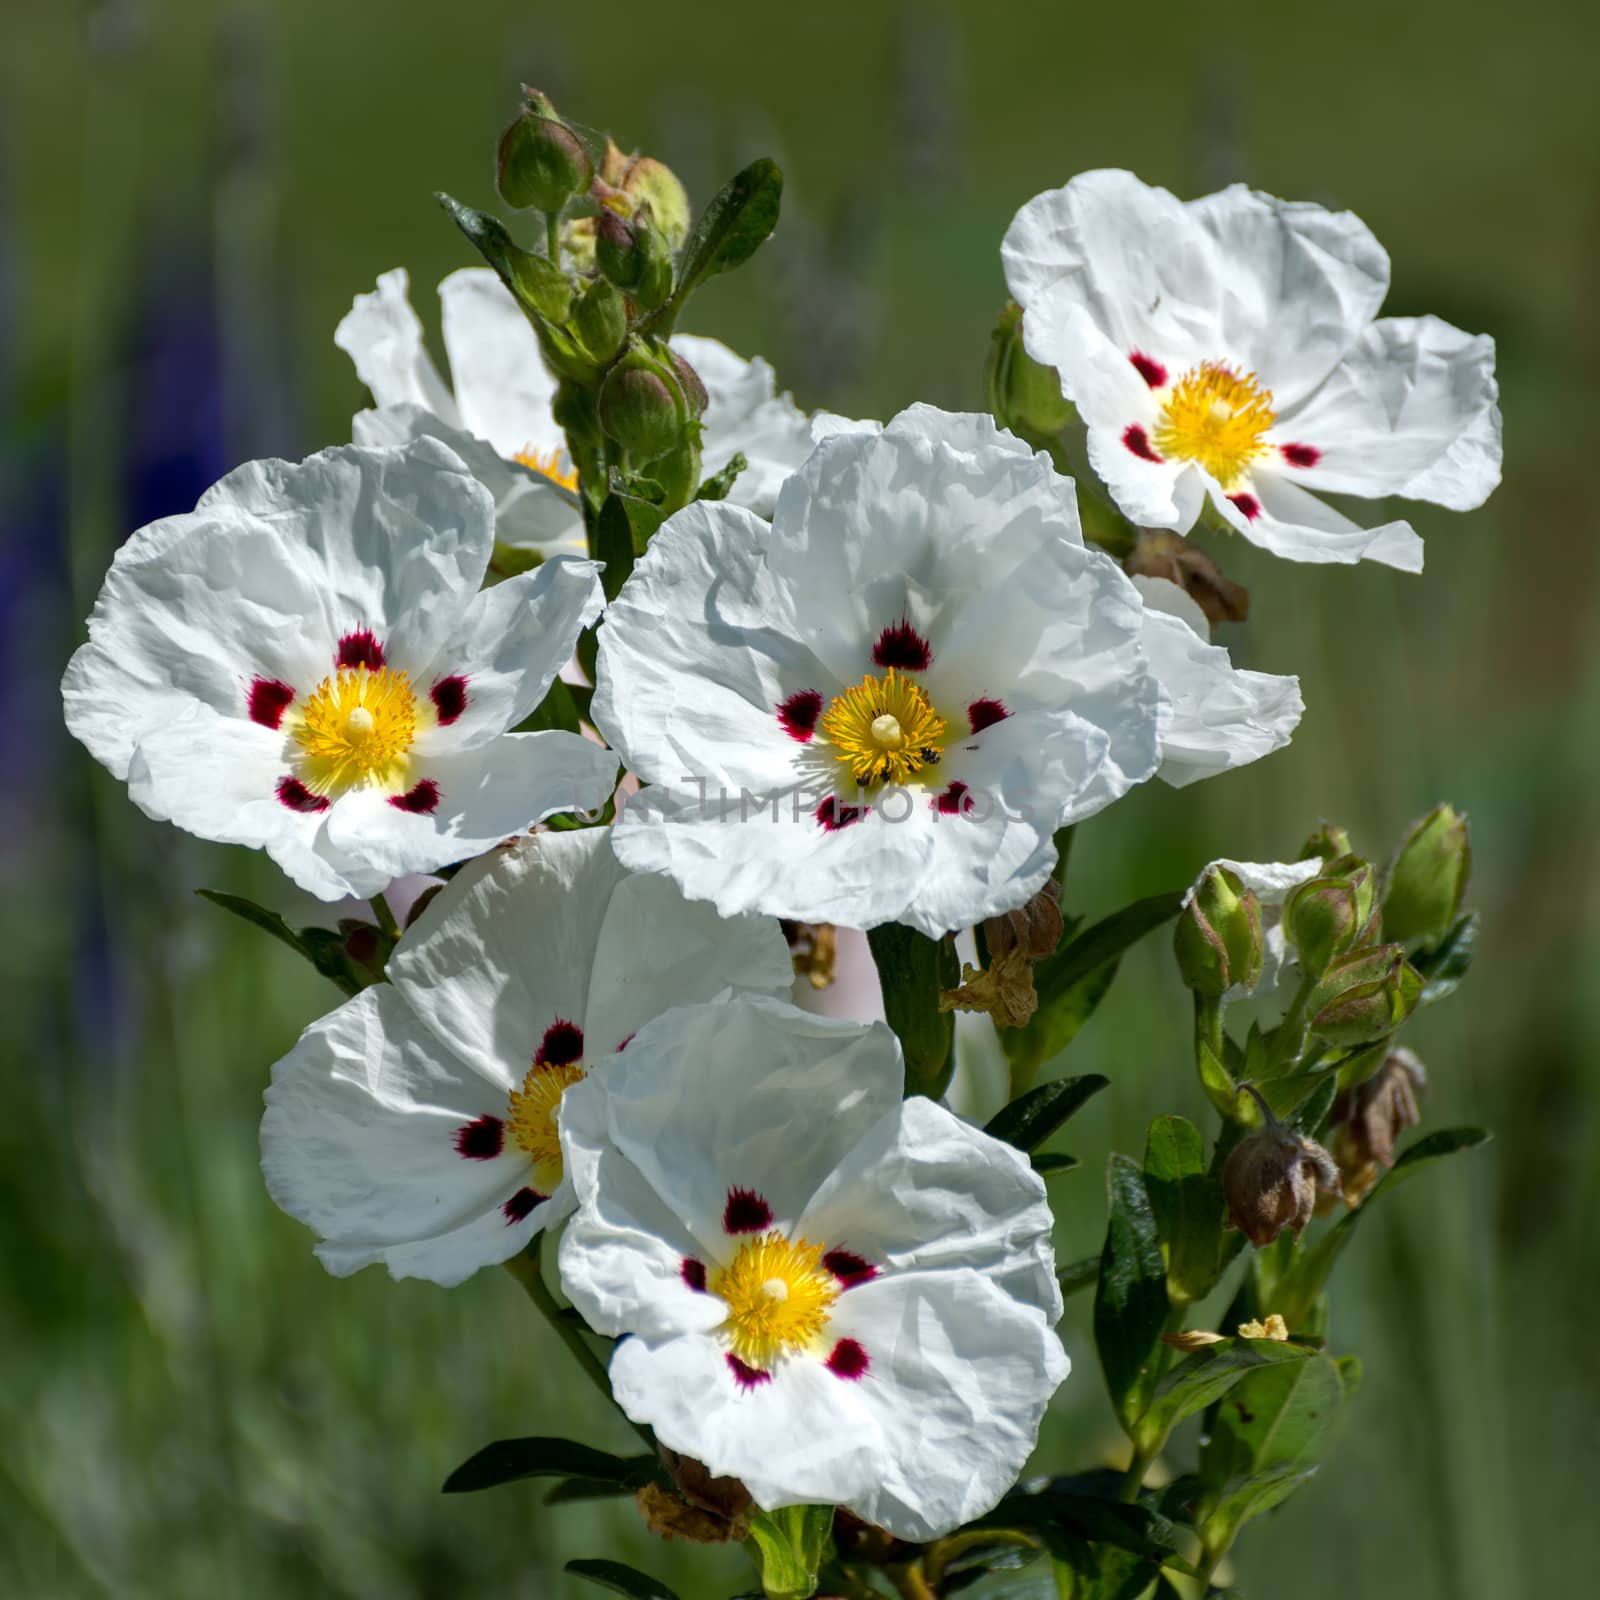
top-left (442, 1436), bottom-right (659, 1495)
top-left (867, 922), bottom-right (959, 1099)
top-left (195, 889), bottom-right (367, 995)
top-left (1142, 1116), bottom-right (1224, 1306)
top-left (747, 1504), bottom-right (833, 1600)
top-left (986, 1074), bottom-right (1109, 1152)
top-left (1093, 1156), bottom-right (1170, 1434)
top-left (1132, 1338), bottom-right (1313, 1457)
top-left (567, 1558), bottom-right (683, 1599)
top-left (652, 158), bottom-right (784, 333)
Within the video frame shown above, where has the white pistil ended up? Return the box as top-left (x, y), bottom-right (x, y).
top-left (760, 1278), bottom-right (790, 1303)
top-left (870, 713), bottom-right (904, 748)
top-left (346, 705), bottom-right (376, 739)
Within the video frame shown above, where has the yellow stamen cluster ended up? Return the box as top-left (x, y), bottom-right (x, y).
top-left (506, 1061), bottom-right (586, 1192)
top-left (513, 444), bottom-right (580, 493)
top-left (819, 668), bottom-right (947, 787)
top-left (292, 666), bottom-right (418, 795)
top-left (712, 1231), bottom-right (839, 1370)
top-left (1152, 361), bottom-right (1276, 490)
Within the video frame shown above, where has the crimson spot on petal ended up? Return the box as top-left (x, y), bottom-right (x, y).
top-left (723, 1187), bottom-right (773, 1234)
top-left (934, 781), bottom-right (973, 817)
top-left (826, 1338), bottom-right (870, 1380)
top-left (614, 1032), bottom-right (635, 1053)
top-left (1123, 424), bottom-right (1162, 463)
top-left (389, 779), bottom-right (440, 815)
top-left (682, 1257), bottom-right (708, 1292)
top-left (336, 629), bottom-right (385, 670)
top-left (872, 619), bottom-right (932, 672)
top-left (430, 674), bottom-right (468, 725)
top-left (823, 1249), bottom-right (877, 1289)
top-left (1228, 493), bottom-right (1262, 522)
top-left (1129, 351), bottom-right (1168, 389)
top-left (276, 776), bottom-right (330, 813)
top-left (1280, 442), bottom-right (1321, 468)
top-left (967, 698), bottom-right (1009, 735)
top-left (454, 1115), bottom-right (504, 1160)
top-left (503, 1186), bottom-right (546, 1224)
top-left (777, 689), bottom-right (823, 743)
top-left (535, 1018), bottom-right (584, 1067)
top-left (248, 677), bottom-right (295, 729)
top-left (817, 797), bottom-right (865, 832)
top-left (727, 1355), bottom-right (771, 1390)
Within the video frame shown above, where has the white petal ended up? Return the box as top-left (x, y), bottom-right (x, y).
top-left (1186, 184), bottom-right (1390, 406)
top-left (592, 500), bottom-right (839, 797)
top-left (334, 269), bottom-right (459, 423)
top-left (353, 403), bottom-right (585, 556)
top-left (260, 984), bottom-right (540, 1286)
top-left (438, 268), bottom-right (563, 461)
top-left (1215, 471), bottom-right (1424, 571)
top-left (671, 334), bottom-right (814, 516)
top-left (1276, 315), bottom-right (1501, 510)
top-left (420, 554), bottom-right (604, 750)
top-left (1133, 575), bottom-right (1303, 787)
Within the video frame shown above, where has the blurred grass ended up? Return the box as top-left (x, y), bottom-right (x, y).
top-left (3, 1), bottom-right (1599, 1595)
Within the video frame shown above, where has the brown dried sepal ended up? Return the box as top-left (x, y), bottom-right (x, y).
top-left (1329, 1048), bottom-right (1428, 1206)
top-left (638, 1449), bottom-right (754, 1543)
top-left (938, 947), bottom-right (1038, 1030)
top-left (1127, 528), bottom-right (1249, 627)
top-left (984, 879), bottom-right (1065, 963)
top-left (781, 920), bottom-right (838, 990)
top-left (1222, 1122), bottom-right (1339, 1248)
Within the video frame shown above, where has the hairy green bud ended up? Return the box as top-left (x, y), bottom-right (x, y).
top-left (1174, 865), bottom-right (1264, 997)
top-left (1307, 944), bottom-right (1423, 1049)
top-left (498, 89), bottom-right (593, 214)
top-left (1283, 853), bottom-right (1377, 975)
top-left (1382, 804), bottom-right (1471, 947)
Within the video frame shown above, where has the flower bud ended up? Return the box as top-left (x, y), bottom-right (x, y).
top-left (1174, 865), bottom-right (1263, 997)
top-left (497, 89), bottom-right (593, 214)
top-left (1307, 944), bottom-right (1423, 1049)
top-left (574, 277), bottom-right (628, 363)
top-left (596, 209), bottom-right (643, 288)
top-left (1382, 804), bottom-right (1471, 948)
top-left (598, 342), bottom-right (699, 463)
top-left (620, 156), bottom-right (691, 252)
top-left (1329, 1047), bottom-right (1427, 1204)
top-left (1223, 1093), bottom-right (1339, 1247)
top-left (1298, 820), bottom-right (1354, 864)
top-left (630, 205), bottom-right (676, 312)
top-left (987, 301), bottom-right (1074, 439)
top-left (1283, 853), bottom-right (1376, 975)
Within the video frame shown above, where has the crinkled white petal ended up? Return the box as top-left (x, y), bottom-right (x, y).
top-left (670, 334), bottom-right (815, 516)
top-left (260, 984), bottom-right (541, 1287)
top-left (1217, 471), bottom-right (1424, 571)
top-left (1133, 576), bottom-right (1303, 787)
top-left (333, 268), bottom-right (460, 424)
top-left (1276, 314), bottom-right (1501, 509)
top-left (437, 268), bottom-right (564, 462)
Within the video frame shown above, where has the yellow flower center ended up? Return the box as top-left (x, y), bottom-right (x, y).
top-left (513, 444), bottom-right (580, 493)
top-left (1152, 361), bottom-right (1276, 490)
top-left (712, 1231), bottom-right (839, 1370)
top-left (292, 666), bottom-right (418, 795)
top-left (505, 1061), bottom-right (586, 1193)
top-left (819, 668), bottom-right (947, 787)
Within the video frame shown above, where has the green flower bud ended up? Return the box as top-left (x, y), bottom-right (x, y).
top-left (1382, 804), bottom-right (1471, 947)
top-left (986, 301), bottom-right (1074, 439)
top-left (596, 209), bottom-right (643, 289)
top-left (574, 277), bottom-right (628, 363)
top-left (620, 156), bottom-right (691, 252)
top-left (631, 205), bottom-right (676, 312)
top-left (1283, 853), bottom-right (1376, 975)
top-left (598, 342), bottom-right (698, 463)
top-left (498, 89), bottom-right (593, 214)
top-left (1307, 944), bottom-right (1423, 1049)
top-left (1298, 821), bottom-right (1354, 863)
top-left (1174, 866), bottom-right (1264, 997)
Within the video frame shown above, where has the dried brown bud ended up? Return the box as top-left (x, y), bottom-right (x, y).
top-left (984, 878), bottom-right (1064, 963)
top-left (1126, 528), bottom-right (1249, 628)
top-left (1329, 1048), bottom-right (1427, 1205)
top-left (640, 1448), bottom-right (753, 1542)
top-left (1222, 1095), bottom-right (1339, 1248)
top-left (939, 947), bottom-right (1038, 1030)
top-left (781, 920), bottom-right (838, 990)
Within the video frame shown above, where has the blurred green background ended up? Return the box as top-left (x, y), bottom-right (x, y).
top-left (4, 0), bottom-right (1598, 1595)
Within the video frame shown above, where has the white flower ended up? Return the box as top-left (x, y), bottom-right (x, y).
top-left (557, 994), bottom-right (1068, 1541)
top-left (335, 269), bottom-right (814, 553)
top-left (1002, 170), bottom-right (1501, 571)
top-left (259, 829), bottom-right (792, 1286)
top-left (62, 438), bottom-right (614, 900)
top-left (1133, 576), bottom-right (1303, 788)
top-left (593, 405), bottom-right (1165, 937)
top-left (1186, 856), bottom-right (1322, 998)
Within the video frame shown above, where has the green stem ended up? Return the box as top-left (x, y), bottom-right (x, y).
top-left (503, 1240), bottom-right (656, 1452)
top-left (867, 923), bottom-right (959, 1100)
top-left (370, 891), bottom-right (402, 944)
top-left (1115, 1441), bottom-right (1157, 1504)
top-left (1194, 991), bottom-right (1224, 1066)
top-left (545, 209), bottom-right (561, 263)
top-left (1270, 972), bottom-right (1319, 1072)
top-left (1195, 1538), bottom-right (1232, 1592)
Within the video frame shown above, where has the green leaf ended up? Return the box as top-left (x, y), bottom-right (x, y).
top-left (543, 1477), bottom-right (639, 1505)
top-left (606, 484), bottom-right (669, 552)
top-left (516, 676), bottom-right (587, 736)
top-left (663, 158), bottom-right (783, 324)
top-left (1413, 910), bottom-right (1478, 1002)
top-left (436, 193), bottom-right (573, 326)
top-left (1199, 1464), bottom-right (1319, 1559)
top-left (1196, 1038), bottom-right (1238, 1120)
top-left (442, 1437), bottom-right (657, 1495)
top-left (746, 1504), bottom-right (832, 1600)
top-left (1059, 1255), bottom-right (1099, 1298)
top-left (1143, 1115), bottom-right (1223, 1306)
top-left (695, 450), bottom-right (748, 502)
top-left (1094, 1155), bottom-right (1170, 1434)
top-left (1268, 1127), bottom-right (1491, 1327)
top-left (985, 1075), bottom-right (1109, 1152)
top-left (595, 493), bottom-right (639, 603)
top-left (1032, 1152), bottom-right (1081, 1178)
top-left (1133, 1337), bottom-right (1313, 1456)
top-left (566, 1559), bottom-right (681, 1600)
top-left (195, 889), bottom-right (362, 996)
top-left (994, 1481), bottom-right (1194, 1574)
top-left (1032, 892), bottom-right (1186, 1007)
top-left (867, 922), bottom-right (958, 1100)
top-left (1001, 959), bottom-right (1118, 1088)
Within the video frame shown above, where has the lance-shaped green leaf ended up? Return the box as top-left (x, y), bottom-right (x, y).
top-left (747, 1504), bottom-right (833, 1600)
top-left (1032, 1152), bottom-right (1080, 1179)
top-left (566, 1559), bottom-right (681, 1600)
top-left (1269, 1126), bottom-right (1490, 1327)
top-left (436, 193), bottom-right (572, 324)
top-left (1032, 892), bottom-right (1186, 1006)
top-left (442, 1436), bottom-right (658, 1495)
top-left (1143, 1115), bottom-right (1223, 1306)
top-left (1412, 910), bottom-right (1478, 1003)
top-left (990, 1482), bottom-right (1194, 1573)
top-left (658, 158), bottom-right (783, 329)
top-left (1132, 1337), bottom-right (1313, 1456)
top-left (1199, 1464), bottom-right (1319, 1563)
top-left (867, 922), bottom-right (958, 1100)
top-left (1059, 1254), bottom-right (1099, 1298)
top-left (923, 1527), bottom-right (1042, 1589)
top-left (986, 1074), bottom-right (1109, 1152)
top-left (595, 493), bottom-right (639, 603)
top-left (1094, 1156), bottom-right (1170, 1434)
top-left (196, 889), bottom-right (364, 996)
